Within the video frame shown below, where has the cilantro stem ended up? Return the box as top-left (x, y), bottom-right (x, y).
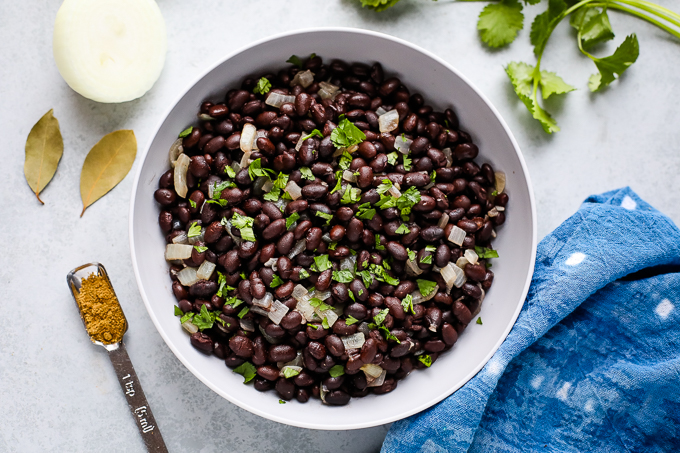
top-left (604, 2), bottom-right (680, 39)
top-left (618, 0), bottom-right (680, 26)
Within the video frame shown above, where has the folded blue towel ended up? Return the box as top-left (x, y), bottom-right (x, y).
top-left (382, 188), bottom-right (680, 453)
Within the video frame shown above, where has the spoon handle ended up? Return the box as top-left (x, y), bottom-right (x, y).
top-left (108, 342), bottom-right (168, 453)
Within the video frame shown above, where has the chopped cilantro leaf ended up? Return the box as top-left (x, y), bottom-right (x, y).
top-left (311, 255), bottom-right (332, 272)
top-left (338, 151), bottom-right (353, 171)
top-left (194, 245), bottom-right (208, 253)
top-left (329, 365), bottom-right (345, 377)
top-left (282, 367), bottom-right (301, 379)
top-left (248, 158), bottom-right (275, 181)
top-left (345, 316), bottom-right (360, 326)
top-left (373, 308), bottom-right (389, 326)
top-left (378, 325), bottom-right (400, 343)
top-left (420, 254), bottom-right (433, 265)
top-left (279, 399), bottom-right (286, 404)
top-left (475, 246), bottom-right (500, 259)
top-left (357, 270), bottom-right (373, 288)
top-left (286, 55), bottom-right (303, 68)
top-left (299, 268), bottom-right (310, 279)
top-left (187, 222), bottom-right (201, 238)
top-left (407, 249), bottom-right (416, 261)
top-left (401, 294), bottom-right (415, 315)
top-left (403, 155), bottom-right (412, 171)
top-left (333, 270), bottom-right (354, 283)
top-left (225, 165), bottom-right (236, 178)
top-left (418, 354), bottom-right (433, 367)
top-left (301, 130), bottom-right (324, 142)
top-left (376, 179), bottom-right (393, 194)
top-left (270, 274), bottom-right (284, 288)
top-left (233, 362), bottom-right (257, 383)
top-left (189, 199), bottom-right (197, 209)
top-left (180, 312), bottom-right (194, 324)
top-left (237, 307), bottom-right (249, 319)
top-left (477, 317), bottom-right (483, 325)
top-left (330, 115), bottom-right (366, 149)
top-left (386, 152), bottom-right (399, 166)
top-left (286, 212), bottom-right (300, 230)
top-left (395, 224), bottom-right (410, 234)
top-left (425, 245), bottom-right (437, 252)
top-left (322, 317), bottom-right (330, 329)
top-left (253, 77), bottom-right (272, 95)
top-left (417, 279), bottom-right (438, 298)
top-left (375, 234), bottom-right (385, 251)
top-left (299, 166), bottom-right (315, 180)
top-left (174, 305), bottom-right (183, 316)
top-left (356, 203), bottom-right (376, 220)
top-left (178, 126), bottom-right (193, 138)
top-left (192, 304), bottom-right (216, 330)
top-left (316, 211), bottom-right (333, 225)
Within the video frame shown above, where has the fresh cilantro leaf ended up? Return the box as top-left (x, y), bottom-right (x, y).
top-left (225, 297), bottom-right (244, 308)
top-left (174, 305), bottom-right (183, 316)
top-left (316, 211), bottom-right (333, 224)
top-left (486, 262), bottom-right (493, 269)
top-left (232, 212), bottom-right (254, 229)
top-left (253, 77), bottom-right (272, 95)
top-left (403, 154), bottom-right (412, 171)
top-left (530, 0), bottom-right (568, 58)
top-left (307, 323), bottom-right (319, 330)
top-left (248, 158), bottom-right (275, 181)
top-left (187, 222), bottom-right (201, 238)
top-left (286, 55), bottom-right (303, 68)
top-left (193, 304), bottom-right (216, 330)
top-left (299, 167), bottom-right (315, 180)
top-left (360, 0), bottom-right (401, 12)
top-left (425, 245), bottom-right (436, 252)
top-left (330, 115), bottom-right (366, 148)
top-left (376, 194), bottom-right (397, 210)
top-left (418, 354), bottom-right (433, 367)
top-left (301, 129), bottom-right (324, 142)
top-left (378, 325), bottom-right (400, 343)
top-left (322, 317), bottom-right (330, 329)
top-left (348, 290), bottom-right (356, 302)
top-left (225, 165), bottom-right (236, 178)
top-left (477, 0), bottom-right (524, 48)
top-left (417, 279), bottom-right (438, 298)
top-left (309, 298), bottom-right (332, 312)
top-left (587, 34), bottom-right (639, 92)
top-left (330, 170), bottom-right (343, 194)
top-left (356, 203), bottom-right (376, 220)
top-left (340, 187), bottom-right (361, 205)
top-left (376, 179), bottom-right (393, 194)
top-left (345, 316), bottom-right (360, 326)
top-left (475, 246), bottom-right (500, 259)
top-left (189, 199), bottom-right (197, 209)
top-left (333, 270), bottom-right (355, 283)
top-left (279, 399), bottom-right (286, 404)
top-left (420, 254), bottom-right (433, 265)
top-left (211, 180), bottom-right (234, 200)
top-left (329, 365), bottom-right (345, 377)
top-left (570, 7), bottom-right (614, 50)
top-left (286, 212), bottom-right (300, 230)
top-left (194, 245), bottom-right (208, 253)
top-left (373, 308), bottom-right (389, 326)
top-left (540, 70), bottom-right (577, 99)
top-left (180, 312), bottom-right (194, 324)
top-left (237, 307), bottom-right (249, 319)
top-left (311, 255), bottom-right (332, 272)
top-left (370, 263), bottom-right (399, 286)
top-left (328, 242), bottom-right (338, 251)
top-left (299, 268), bottom-right (310, 279)
top-left (178, 126), bottom-right (193, 138)
top-left (506, 62), bottom-right (562, 134)
top-left (401, 294), bottom-right (415, 315)
top-left (491, 190), bottom-right (499, 197)
top-left (395, 224), bottom-right (410, 234)
top-left (477, 317), bottom-right (483, 325)
top-left (233, 362), bottom-right (257, 383)
top-left (270, 274), bottom-right (284, 288)
top-left (357, 270), bottom-right (373, 288)
top-left (375, 234), bottom-right (385, 251)
top-left (339, 150), bottom-right (353, 170)
top-left (386, 152), bottom-right (399, 166)
top-left (282, 367), bottom-right (301, 379)
top-left (240, 272), bottom-right (247, 280)
top-left (407, 249), bottom-right (416, 261)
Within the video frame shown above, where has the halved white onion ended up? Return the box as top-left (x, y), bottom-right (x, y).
top-left (173, 153), bottom-right (191, 198)
top-left (367, 369), bottom-right (387, 387)
top-left (442, 263), bottom-right (466, 290)
top-left (292, 284), bottom-right (309, 301)
top-left (53, 0), bottom-right (166, 103)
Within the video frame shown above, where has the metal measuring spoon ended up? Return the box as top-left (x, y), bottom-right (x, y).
top-left (67, 263), bottom-right (168, 453)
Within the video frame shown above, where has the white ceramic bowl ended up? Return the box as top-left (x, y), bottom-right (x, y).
top-left (130, 28), bottom-right (536, 430)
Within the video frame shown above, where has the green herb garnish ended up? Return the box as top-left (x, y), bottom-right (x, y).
top-left (253, 77), bottom-right (271, 95)
top-left (395, 224), bottom-right (410, 235)
top-left (282, 367), bottom-right (301, 379)
top-left (417, 279), bottom-right (438, 298)
top-left (329, 365), bottom-right (345, 377)
top-left (418, 354), bottom-right (433, 367)
top-left (477, 317), bottom-right (483, 325)
top-left (286, 212), bottom-right (300, 230)
top-left (299, 166), bottom-right (315, 180)
top-left (475, 246), bottom-right (500, 259)
top-left (237, 307), bottom-right (249, 319)
top-left (233, 362), bottom-right (257, 383)
top-left (330, 115), bottom-right (366, 149)
top-left (345, 316), bottom-right (360, 326)
top-left (332, 270), bottom-right (354, 283)
top-left (315, 211), bottom-right (333, 224)
top-left (178, 126), bottom-right (193, 138)
top-left (193, 245), bottom-right (208, 253)
top-left (187, 222), bottom-right (201, 238)
top-left (401, 294), bottom-right (415, 315)
top-left (270, 274), bottom-right (284, 288)
top-left (356, 203), bottom-right (376, 220)
top-left (286, 55), bottom-right (303, 68)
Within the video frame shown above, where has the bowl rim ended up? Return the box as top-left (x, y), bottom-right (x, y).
top-left (129, 26), bottom-right (537, 430)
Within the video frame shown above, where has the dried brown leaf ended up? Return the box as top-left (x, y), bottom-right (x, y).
top-left (80, 130), bottom-right (137, 217)
top-left (24, 109), bottom-right (64, 204)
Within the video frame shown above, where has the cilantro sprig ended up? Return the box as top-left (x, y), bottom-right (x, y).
top-left (330, 115), bottom-right (366, 148)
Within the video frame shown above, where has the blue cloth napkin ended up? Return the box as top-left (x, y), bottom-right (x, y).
top-left (382, 187), bottom-right (680, 453)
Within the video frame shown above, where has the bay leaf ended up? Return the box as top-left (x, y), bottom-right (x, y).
top-left (24, 109), bottom-right (64, 204)
top-left (80, 130), bottom-right (137, 217)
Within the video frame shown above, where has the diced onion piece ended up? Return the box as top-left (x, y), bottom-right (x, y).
top-left (456, 256), bottom-right (469, 269)
top-left (182, 320), bottom-right (198, 334)
top-left (341, 332), bottom-right (365, 350)
top-left (265, 92), bottom-right (296, 108)
top-left (176, 267), bottom-right (199, 286)
top-left (412, 286), bottom-right (438, 304)
top-left (375, 107), bottom-right (387, 116)
top-left (239, 150), bottom-right (252, 169)
top-left (53, 0), bottom-right (167, 103)
top-left (292, 284), bottom-right (309, 301)
top-left (496, 206), bottom-right (505, 212)
top-left (340, 255), bottom-right (357, 272)
top-left (223, 220), bottom-right (243, 247)
top-left (251, 306), bottom-right (270, 317)
top-left (165, 244), bottom-right (193, 260)
top-left (318, 309), bottom-right (338, 328)
top-left (240, 123), bottom-right (257, 152)
top-left (172, 231), bottom-right (188, 244)
top-left (173, 153), bottom-right (191, 198)
top-left (264, 258), bottom-right (277, 268)
top-left (295, 136), bottom-right (304, 152)
top-left (343, 170), bottom-right (357, 183)
top-left (487, 207), bottom-right (499, 218)
top-left (320, 384), bottom-right (328, 404)
top-left (279, 352), bottom-right (303, 369)
top-left (231, 161), bottom-right (241, 173)
top-left (388, 185), bottom-right (402, 199)
top-left (367, 370), bottom-right (387, 388)
top-left (471, 285), bottom-right (486, 317)
top-left (310, 289), bottom-right (332, 301)
top-left (187, 230), bottom-right (204, 245)
top-left (196, 260), bottom-right (215, 280)
top-left (268, 301), bottom-right (290, 325)
top-left (288, 240), bottom-right (306, 259)
top-left (322, 233), bottom-right (332, 243)
top-left (438, 213), bottom-right (450, 229)
top-left (491, 229), bottom-right (497, 238)
top-left (394, 135), bottom-right (413, 154)
top-left (378, 109), bottom-right (399, 133)
top-left (495, 171), bottom-right (506, 194)
top-left (284, 180), bottom-right (302, 200)
top-left (442, 147), bottom-right (453, 168)
top-left (291, 70), bottom-right (314, 88)
top-left (318, 82), bottom-right (339, 100)
top-left (445, 263), bottom-right (467, 289)
top-left (360, 363), bottom-right (383, 379)
top-left (406, 259), bottom-right (424, 276)
top-left (240, 319), bottom-right (255, 332)
top-left (464, 249), bottom-right (479, 265)
top-left (280, 366), bottom-right (302, 377)
top-left (296, 297), bottom-right (316, 322)
top-left (447, 225), bottom-right (466, 246)
top-left (169, 138), bottom-right (183, 167)
top-left (253, 293), bottom-right (273, 310)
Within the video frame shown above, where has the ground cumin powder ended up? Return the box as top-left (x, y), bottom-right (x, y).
top-left (76, 273), bottom-right (126, 344)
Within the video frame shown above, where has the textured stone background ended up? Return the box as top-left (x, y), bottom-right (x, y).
top-left (2, 1), bottom-right (679, 452)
